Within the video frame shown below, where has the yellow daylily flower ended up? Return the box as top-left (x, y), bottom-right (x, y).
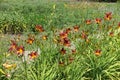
top-left (3, 62), bottom-right (17, 70)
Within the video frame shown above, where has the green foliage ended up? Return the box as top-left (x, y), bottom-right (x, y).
top-left (0, 0), bottom-right (120, 80)
top-left (0, 0), bottom-right (120, 33)
top-left (0, 0), bottom-right (52, 34)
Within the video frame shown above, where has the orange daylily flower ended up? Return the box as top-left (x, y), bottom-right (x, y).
top-left (16, 45), bottom-right (24, 55)
top-left (8, 40), bottom-right (17, 52)
top-left (35, 25), bottom-right (44, 32)
top-left (86, 19), bottom-right (92, 25)
top-left (60, 48), bottom-right (66, 55)
top-left (95, 18), bottom-right (102, 24)
top-left (95, 49), bottom-right (101, 56)
top-left (73, 25), bottom-right (79, 32)
top-left (3, 62), bottom-right (16, 70)
top-left (26, 38), bottom-right (34, 45)
top-left (104, 12), bottom-right (112, 20)
top-left (29, 51), bottom-right (38, 59)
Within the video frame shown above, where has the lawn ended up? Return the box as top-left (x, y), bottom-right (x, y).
top-left (0, 0), bottom-right (120, 80)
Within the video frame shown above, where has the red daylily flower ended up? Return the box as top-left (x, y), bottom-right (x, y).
top-left (16, 45), bottom-right (24, 55)
top-left (73, 25), bottom-right (79, 32)
top-left (86, 19), bottom-right (92, 25)
top-left (29, 51), bottom-right (38, 59)
top-left (109, 32), bottom-right (114, 37)
top-left (35, 25), bottom-right (44, 32)
top-left (26, 38), bottom-right (34, 45)
top-left (104, 12), bottom-right (112, 20)
top-left (95, 49), bottom-right (101, 56)
top-left (95, 18), bottom-right (102, 24)
top-left (63, 38), bottom-right (71, 47)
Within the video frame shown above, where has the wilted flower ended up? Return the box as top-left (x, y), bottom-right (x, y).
top-left (95, 49), bottom-right (101, 56)
top-left (26, 38), bottom-right (34, 45)
top-left (35, 25), bottom-right (44, 32)
top-left (95, 18), bottom-right (102, 24)
top-left (29, 51), bottom-right (38, 59)
top-left (16, 45), bottom-right (24, 55)
top-left (104, 12), bottom-right (112, 20)
top-left (86, 19), bottom-right (91, 25)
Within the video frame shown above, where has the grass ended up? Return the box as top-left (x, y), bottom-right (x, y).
top-left (0, 0), bottom-right (120, 80)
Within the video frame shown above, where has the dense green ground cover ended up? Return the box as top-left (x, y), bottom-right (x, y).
top-left (0, 0), bottom-right (120, 80)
